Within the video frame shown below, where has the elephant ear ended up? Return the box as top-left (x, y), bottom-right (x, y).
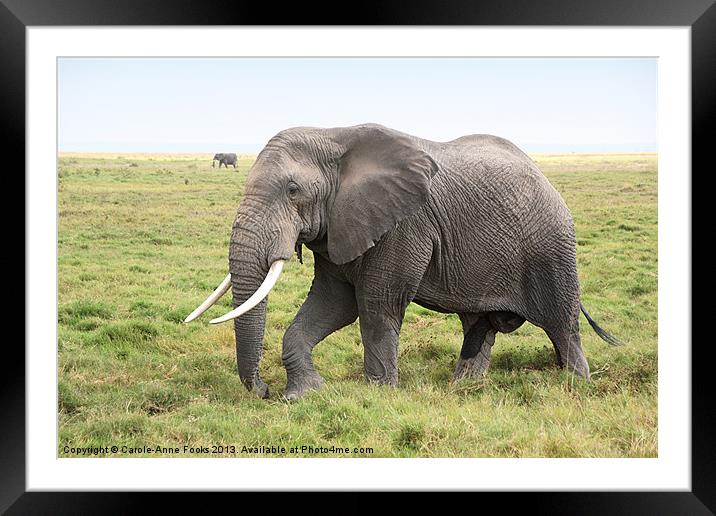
top-left (327, 128), bottom-right (439, 265)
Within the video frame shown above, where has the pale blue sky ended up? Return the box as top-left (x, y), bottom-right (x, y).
top-left (58, 58), bottom-right (657, 153)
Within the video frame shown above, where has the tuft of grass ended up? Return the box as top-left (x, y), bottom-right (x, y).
top-left (394, 421), bottom-right (426, 451)
top-left (87, 320), bottom-right (160, 351)
top-left (58, 380), bottom-right (83, 414)
top-left (59, 300), bottom-right (113, 321)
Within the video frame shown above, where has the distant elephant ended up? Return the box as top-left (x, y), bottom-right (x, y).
top-left (186, 124), bottom-right (620, 400)
top-left (212, 153), bottom-right (237, 168)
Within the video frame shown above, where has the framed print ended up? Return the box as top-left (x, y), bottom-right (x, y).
top-left (6, 0), bottom-right (713, 512)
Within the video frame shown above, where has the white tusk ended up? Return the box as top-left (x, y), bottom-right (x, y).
top-left (209, 261), bottom-right (285, 324)
top-left (183, 274), bottom-right (232, 323)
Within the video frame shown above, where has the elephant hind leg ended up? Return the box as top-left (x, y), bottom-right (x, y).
top-left (544, 321), bottom-right (590, 379)
top-left (453, 314), bottom-right (496, 381)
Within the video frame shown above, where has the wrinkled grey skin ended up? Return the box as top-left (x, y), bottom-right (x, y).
top-left (213, 153), bottom-right (237, 168)
top-left (226, 123), bottom-right (618, 400)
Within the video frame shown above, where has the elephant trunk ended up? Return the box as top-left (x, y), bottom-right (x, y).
top-left (227, 225), bottom-right (275, 396)
top-left (209, 192), bottom-right (299, 398)
top-left (225, 203), bottom-right (293, 398)
top-left (224, 198), bottom-right (268, 395)
top-left (230, 273), bottom-right (270, 398)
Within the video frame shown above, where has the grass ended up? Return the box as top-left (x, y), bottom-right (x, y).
top-left (57, 151), bottom-right (657, 458)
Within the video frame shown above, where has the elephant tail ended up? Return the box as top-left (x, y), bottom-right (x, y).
top-left (580, 302), bottom-right (622, 346)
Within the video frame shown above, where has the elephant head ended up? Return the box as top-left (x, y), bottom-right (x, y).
top-left (212, 153), bottom-right (223, 167)
top-left (185, 124), bottom-right (438, 397)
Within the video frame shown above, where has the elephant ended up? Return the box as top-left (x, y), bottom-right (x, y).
top-left (185, 123), bottom-right (620, 400)
top-left (212, 153), bottom-right (238, 168)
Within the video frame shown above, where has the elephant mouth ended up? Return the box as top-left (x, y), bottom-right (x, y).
top-left (183, 260), bottom-right (286, 324)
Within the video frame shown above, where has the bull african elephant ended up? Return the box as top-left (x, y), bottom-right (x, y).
top-left (186, 124), bottom-right (620, 400)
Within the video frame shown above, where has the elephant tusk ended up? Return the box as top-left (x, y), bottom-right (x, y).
top-left (183, 273), bottom-right (232, 323)
top-left (209, 260), bottom-right (285, 324)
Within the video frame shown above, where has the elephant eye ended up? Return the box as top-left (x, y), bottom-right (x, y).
top-left (287, 182), bottom-right (300, 198)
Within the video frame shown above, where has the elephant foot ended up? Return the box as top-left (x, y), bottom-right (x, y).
top-left (365, 372), bottom-right (398, 387)
top-left (453, 349), bottom-right (492, 381)
top-left (247, 377), bottom-right (270, 399)
top-left (551, 331), bottom-right (591, 380)
top-left (453, 331), bottom-right (495, 382)
top-left (284, 371), bottom-right (323, 401)
top-left (560, 356), bottom-right (591, 381)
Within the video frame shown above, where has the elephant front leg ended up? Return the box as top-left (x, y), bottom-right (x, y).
top-left (281, 325), bottom-right (325, 400)
top-left (282, 274), bottom-right (358, 401)
top-left (358, 311), bottom-right (401, 386)
top-left (453, 316), bottom-right (496, 381)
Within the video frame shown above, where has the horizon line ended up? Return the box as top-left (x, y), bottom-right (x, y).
top-left (58, 149), bottom-right (658, 156)
top-left (58, 143), bottom-right (658, 154)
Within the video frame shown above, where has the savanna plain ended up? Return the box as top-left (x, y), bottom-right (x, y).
top-left (57, 152), bottom-right (657, 457)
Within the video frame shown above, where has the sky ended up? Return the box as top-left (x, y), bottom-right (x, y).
top-left (58, 57), bottom-right (657, 153)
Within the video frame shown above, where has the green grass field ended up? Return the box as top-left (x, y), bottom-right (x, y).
top-left (57, 152), bottom-right (657, 458)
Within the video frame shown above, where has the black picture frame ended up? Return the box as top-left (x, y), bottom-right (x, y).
top-left (6, 0), bottom-right (712, 513)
